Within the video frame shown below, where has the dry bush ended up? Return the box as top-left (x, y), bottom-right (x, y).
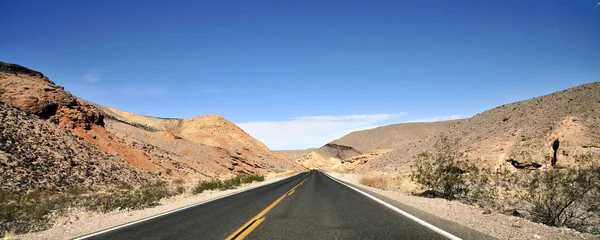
top-left (360, 176), bottom-right (390, 190)
top-left (0, 180), bottom-right (188, 234)
top-left (0, 190), bottom-right (64, 234)
top-left (86, 181), bottom-right (173, 213)
top-left (503, 156), bottom-right (600, 233)
top-left (193, 174), bottom-right (266, 194)
top-left (410, 136), bottom-right (600, 234)
top-left (411, 135), bottom-right (476, 199)
top-left (172, 179), bottom-right (187, 194)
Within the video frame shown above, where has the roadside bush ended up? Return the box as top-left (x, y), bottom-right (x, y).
top-left (86, 181), bottom-right (172, 213)
top-left (193, 174), bottom-right (265, 194)
top-left (410, 135), bottom-right (475, 199)
top-left (193, 179), bottom-right (223, 194)
top-left (0, 190), bottom-right (63, 234)
top-left (1, 180), bottom-right (189, 234)
top-left (172, 179), bottom-right (187, 195)
top-left (410, 135), bottom-right (600, 234)
top-left (360, 176), bottom-right (389, 190)
top-left (518, 162), bottom-right (600, 232)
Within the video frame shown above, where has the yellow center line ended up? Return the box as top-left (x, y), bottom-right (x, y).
top-left (225, 177), bottom-right (307, 240)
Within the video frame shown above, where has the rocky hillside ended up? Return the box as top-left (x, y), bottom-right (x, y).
top-left (96, 106), bottom-right (305, 177)
top-left (297, 82), bottom-right (600, 173)
top-left (0, 102), bottom-right (155, 192)
top-left (0, 61), bottom-right (304, 192)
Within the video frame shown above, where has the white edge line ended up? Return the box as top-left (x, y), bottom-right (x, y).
top-left (73, 172), bottom-right (304, 240)
top-left (323, 172), bottom-right (462, 240)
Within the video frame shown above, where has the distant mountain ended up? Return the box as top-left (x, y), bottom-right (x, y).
top-left (297, 82), bottom-right (600, 173)
top-left (275, 148), bottom-right (317, 160)
top-left (0, 62), bottom-right (304, 192)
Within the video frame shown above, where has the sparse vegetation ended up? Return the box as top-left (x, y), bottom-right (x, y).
top-left (0, 180), bottom-right (189, 234)
top-left (410, 135), bottom-right (600, 234)
top-left (193, 174), bottom-right (265, 194)
top-left (360, 176), bottom-right (390, 190)
top-left (501, 156), bottom-right (600, 233)
top-left (410, 135), bottom-right (476, 200)
top-left (86, 181), bottom-right (174, 213)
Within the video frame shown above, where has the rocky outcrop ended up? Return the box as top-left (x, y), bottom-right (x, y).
top-left (0, 103), bottom-right (155, 192)
top-left (0, 63), bottom-right (104, 130)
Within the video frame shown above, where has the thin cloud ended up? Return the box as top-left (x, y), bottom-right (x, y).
top-left (596, 1), bottom-right (600, 7)
top-left (237, 113), bottom-right (405, 150)
top-left (82, 69), bottom-right (100, 82)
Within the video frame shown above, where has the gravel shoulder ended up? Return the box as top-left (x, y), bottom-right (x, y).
top-left (328, 172), bottom-right (599, 240)
top-left (17, 173), bottom-right (299, 240)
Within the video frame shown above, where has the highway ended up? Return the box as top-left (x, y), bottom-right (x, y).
top-left (80, 170), bottom-right (491, 240)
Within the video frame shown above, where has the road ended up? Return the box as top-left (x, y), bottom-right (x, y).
top-left (80, 170), bottom-right (489, 240)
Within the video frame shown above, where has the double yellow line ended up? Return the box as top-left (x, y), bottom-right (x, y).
top-left (225, 177), bottom-right (308, 240)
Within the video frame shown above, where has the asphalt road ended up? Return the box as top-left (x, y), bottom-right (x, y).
top-left (81, 170), bottom-right (487, 240)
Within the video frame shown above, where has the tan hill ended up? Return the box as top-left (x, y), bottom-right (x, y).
top-left (294, 121), bottom-right (458, 171)
top-left (96, 106), bottom-right (305, 177)
top-left (330, 120), bottom-right (461, 153)
top-left (0, 62), bottom-right (304, 192)
top-left (0, 102), bottom-right (156, 193)
top-left (275, 148), bottom-right (317, 160)
top-left (299, 82), bottom-right (600, 173)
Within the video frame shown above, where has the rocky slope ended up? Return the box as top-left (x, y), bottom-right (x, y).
top-left (297, 82), bottom-right (600, 173)
top-left (96, 106), bottom-right (305, 177)
top-left (0, 102), bottom-right (155, 192)
top-left (0, 61), bottom-right (304, 192)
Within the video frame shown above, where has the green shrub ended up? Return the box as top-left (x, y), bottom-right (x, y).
top-left (86, 181), bottom-right (172, 213)
top-left (193, 179), bottom-right (223, 194)
top-left (411, 135), bottom-right (475, 199)
top-left (193, 174), bottom-right (265, 194)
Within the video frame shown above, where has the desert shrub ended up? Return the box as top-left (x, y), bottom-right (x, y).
top-left (0, 190), bottom-right (65, 234)
top-left (474, 155), bottom-right (600, 233)
top-left (193, 174), bottom-right (265, 194)
top-left (193, 179), bottom-right (223, 194)
top-left (411, 135), bottom-right (476, 199)
top-left (518, 163), bottom-right (600, 232)
top-left (86, 181), bottom-right (172, 213)
top-left (360, 176), bottom-right (390, 190)
top-left (173, 179), bottom-right (185, 185)
top-left (170, 179), bottom-right (187, 195)
top-left (0, 180), bottom-right (187, 234)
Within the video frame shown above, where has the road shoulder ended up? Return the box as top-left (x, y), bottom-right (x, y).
top-left (327, 172), bottom-right (598, 240)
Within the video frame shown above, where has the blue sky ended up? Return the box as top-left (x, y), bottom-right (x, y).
top-left (2, 0), bottom-right (599, 149)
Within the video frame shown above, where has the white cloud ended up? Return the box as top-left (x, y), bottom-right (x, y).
top-left (237, 113), bottom-right (405, 150)
top-left (82, 69), bottom-right (100, 82)
top-left (404, 115), bottom-right (463, 123)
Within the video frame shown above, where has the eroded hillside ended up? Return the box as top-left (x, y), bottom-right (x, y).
top-left (0, 62), bottom-right (304, 193)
